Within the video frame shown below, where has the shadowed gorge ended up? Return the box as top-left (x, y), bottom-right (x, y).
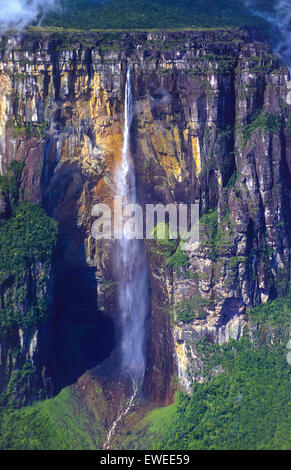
top-left (50, 266), bottom-right (115, 391)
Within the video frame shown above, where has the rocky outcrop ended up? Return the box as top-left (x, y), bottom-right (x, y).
top-left (0, 28), bottom-right (290, 401)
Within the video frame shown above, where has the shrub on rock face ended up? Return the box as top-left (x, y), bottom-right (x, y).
top-left (176, 296), bottom-right (213, 323)
top-left (0, 202), bottom-right (58, 335)
top-left (0, 202), bottom-right (58, 281)
top-left (242, 110), bottom-right (280, 146)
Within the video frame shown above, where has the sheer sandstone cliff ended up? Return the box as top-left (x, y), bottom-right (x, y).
top-left (0, 29), bottom-right (290, 404)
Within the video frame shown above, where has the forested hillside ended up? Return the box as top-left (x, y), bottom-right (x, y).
top-left (42, 0), bottom-right (272, 30)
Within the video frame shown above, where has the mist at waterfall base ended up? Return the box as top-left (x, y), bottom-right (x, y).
top-left (114, 66), bottom-right (149, 388)
top-left (0, 0), bottom-right (58, 31)
top-left (243, 0), bottom-right (291, 73)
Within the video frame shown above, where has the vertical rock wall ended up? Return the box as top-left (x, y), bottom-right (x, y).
top-left (0, 29), bottom-right (290, 401)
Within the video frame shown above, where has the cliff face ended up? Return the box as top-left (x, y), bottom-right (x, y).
top-left (0, 262), bottom-right (54, 407)
top-left (0, 29), bottom-right (290, 403)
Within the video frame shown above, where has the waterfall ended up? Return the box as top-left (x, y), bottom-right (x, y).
top-left (115, 64), bottom-right (149, 386)
top-left (103, 63), bottom-right (149, 450)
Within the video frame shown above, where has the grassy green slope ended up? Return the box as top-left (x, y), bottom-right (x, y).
top-left (42, 0), bottom-right (271, 31)
top-left (0, 381), bottom-right (107, 450)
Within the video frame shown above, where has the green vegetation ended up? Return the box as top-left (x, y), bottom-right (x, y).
top-left (225, 170), bottom-right (237, 189)
top-left (0, 202), bottom-right (58, 282)
top-left (0, 159), bottom-right (23, 206)
top-left (248, 293), bottom-right (291, 330)
top-left (41, 0), bottom-right (271, 32)
top-left (0, 361), bottom-right (37, 408)
top-left (0, 202), bottom-right (58, 335)
top-left (165, 242), bottom-right (189, 269)
top-left (228, 256), bottom-right (248, 268)
top-left (1, 280), bottom-right (290, 450)
top-left (242, 110), bottom-right (280, 146)
top-left (0, 158), bottom-right (58, 337)
top-left (215, 211), bottom-right (236, 255)
top-left (0, 385), bottom-right (106, 449)
top-left (175, 296), bottom-right (213, 323)
top-left (151, 222), bottom-right (177, 256)
top-left (158, 340), bottom-right (290, 450)
top-left (148, 222), bottom-right (189, 270)
top-left (113, 294), bottom-right (291, 450)
top-left (148, 223), bottom-right (189, 275)
top-left (10, 120), bottom-right (48, 140)
top-left (199, 209), bottom-right (218, 247)
top-left (0, 156), bottom-right (58, 406)
top-left (199, 208), bottom-right (237, 260)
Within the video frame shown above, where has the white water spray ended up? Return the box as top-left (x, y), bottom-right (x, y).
top-left (103, 64), bottom-right (149, 450)
top-left (103, 380), bottom-right (138, 450)
top-left (115, 64), bottom-right (149, 386)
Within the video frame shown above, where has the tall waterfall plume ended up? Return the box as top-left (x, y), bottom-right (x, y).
top-left (114, 64), bottom-right (149, 387)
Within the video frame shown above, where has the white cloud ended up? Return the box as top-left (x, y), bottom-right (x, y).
top-left (243, 0), bottom-right (291, 73)
top-left (0, 0), bottom-right (58, 31)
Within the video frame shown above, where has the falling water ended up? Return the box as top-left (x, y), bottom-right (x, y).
top-left (103, 381), bottom-right (138, 450)
top-left (103, 64), bottom-right (149, 450)
top-left (115, 64), bottom-right (149, 384)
